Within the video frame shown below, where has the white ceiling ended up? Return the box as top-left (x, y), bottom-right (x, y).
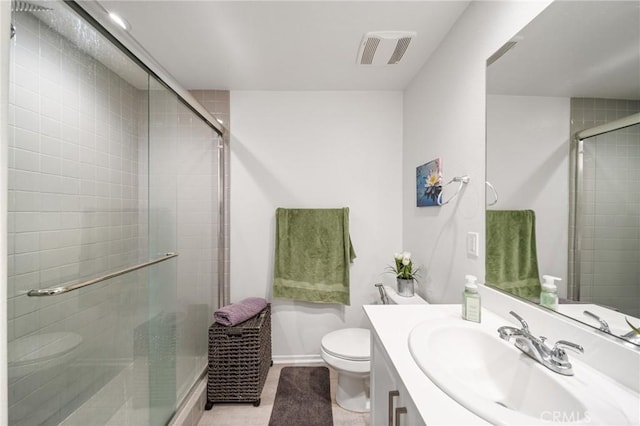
top-left (487, 1), bottom-right (640, 100)
top-left (95, 1), bottom-right (470, 91)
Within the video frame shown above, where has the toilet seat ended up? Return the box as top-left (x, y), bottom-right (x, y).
top-left (321, 349), bottom-right (370, 374)
top-left (321, 328), bottom-right (370, 361)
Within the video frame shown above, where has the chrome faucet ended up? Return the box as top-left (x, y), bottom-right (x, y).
top-left (583, 310), bottom-right (640, 344)
top-left (583, 310), bottom-right (611, 333)
top-left (498, 311), bottom-right (584, 376)
top-left (620, 329), bottom-right (640, 345)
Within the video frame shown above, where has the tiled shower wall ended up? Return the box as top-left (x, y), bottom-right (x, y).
top-left (571, 98), bottom-right (640, 317)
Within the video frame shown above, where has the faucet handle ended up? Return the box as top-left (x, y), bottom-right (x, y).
top-left (551, 340), bottom-right (584, 364)
top-left (554, 340), bottom-right (584, 353)
top-left (509, 311), bottom-right (530, 333)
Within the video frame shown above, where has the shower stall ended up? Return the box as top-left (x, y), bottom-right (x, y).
top-left (570, 98), bottom-right (640, 317)
top-left (4, 1), bottom-right (225, 424)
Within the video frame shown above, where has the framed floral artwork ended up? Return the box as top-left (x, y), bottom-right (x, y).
top-left (416, 158), bottom-right (442, 207)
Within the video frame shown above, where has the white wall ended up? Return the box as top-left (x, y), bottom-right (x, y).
top-left (487, 95), bottom-right (570, 297)
top-left (230, 91), bottom-right (403, 359)
top-left (403, 1), bottom-right (552, 303)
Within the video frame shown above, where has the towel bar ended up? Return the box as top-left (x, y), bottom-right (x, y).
top-left (437, 175), bottom-right (470, 206)
top-left (485, 181), bottom-right (499, 206)
top-left (27, 253), bottom-right (178, 296)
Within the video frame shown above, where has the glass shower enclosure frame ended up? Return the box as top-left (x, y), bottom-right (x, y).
top-left (5, 1), bottom-right (224, 424)
top-left (570, 109), bottom-right (640, 318)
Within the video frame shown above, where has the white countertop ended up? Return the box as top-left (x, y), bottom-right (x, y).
top-left (364, 304), bottom-right (492, 425)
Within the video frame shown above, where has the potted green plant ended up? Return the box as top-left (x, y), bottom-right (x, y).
top-left (387, 251), bottom-right (419, 297)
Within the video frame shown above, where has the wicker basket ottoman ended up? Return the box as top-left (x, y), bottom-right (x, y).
top-left (206, 304), bottom-right (272, 409)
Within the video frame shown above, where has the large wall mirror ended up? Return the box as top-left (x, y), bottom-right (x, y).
top-left (486, 1), bottom-right (640, 345)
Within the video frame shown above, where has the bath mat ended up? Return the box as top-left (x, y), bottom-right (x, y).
top-left (268, 366), bottom-right (333, 426)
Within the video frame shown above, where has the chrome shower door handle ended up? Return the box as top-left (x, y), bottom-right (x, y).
top-left (388, 390), bottom-right (399, 426)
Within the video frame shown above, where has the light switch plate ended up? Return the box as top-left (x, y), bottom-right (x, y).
top-left (467, 232), bottom-right (479, 257)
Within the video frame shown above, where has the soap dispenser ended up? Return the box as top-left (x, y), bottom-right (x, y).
top-left (540, 275), bottom-right (561, 310)
top-left (462, 275), bottom-right (481, 323)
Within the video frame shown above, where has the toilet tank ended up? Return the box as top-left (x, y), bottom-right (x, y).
top-left (384, 285), bottom-right (429, 305)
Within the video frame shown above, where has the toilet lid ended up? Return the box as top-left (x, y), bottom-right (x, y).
top-left (321, 328), bottom-right (370, 361)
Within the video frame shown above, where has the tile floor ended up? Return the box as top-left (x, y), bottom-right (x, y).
top-left (197, 364), bottom-right (369, 426)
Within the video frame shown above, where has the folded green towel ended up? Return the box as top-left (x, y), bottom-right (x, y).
top-left (486, 210), bottom-right (541, 299)
top-left (273, 208), bottom-right (356, 305)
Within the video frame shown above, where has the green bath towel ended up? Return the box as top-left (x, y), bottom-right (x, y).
top-left (486, 210), bottom-right (541, 299)
top-left (273, 208), bottom-right (356, 305)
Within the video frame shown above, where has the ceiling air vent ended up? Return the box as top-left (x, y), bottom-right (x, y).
top-left (487, 35), bottom-right (524, 66)
top-left (357, 31), bottom-right (416, 66)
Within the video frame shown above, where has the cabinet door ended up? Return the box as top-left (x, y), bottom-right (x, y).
top-left (371, 337), bottom-right (398, 426)
top-left (371, 336), bottom-right (426, 426)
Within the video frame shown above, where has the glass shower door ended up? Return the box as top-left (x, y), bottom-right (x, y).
top-left (148, 78), bottom-right (220, 408)
top-left (7, 1), bottom-right (175, 424)
top-left (576, 122), bottom-right (640, 317)
top-left (6, 1), bottom-right (221, 423)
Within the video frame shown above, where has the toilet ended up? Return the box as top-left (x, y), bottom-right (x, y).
top-left (320, 285), bottom-right (429, 412)
top-left (321, 328), bottom-right (371, 412)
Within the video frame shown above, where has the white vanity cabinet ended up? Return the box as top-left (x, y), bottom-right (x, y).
top-left (365, 305), bottom-right (488, 425)
top-left (371, 332), bottom-right (425, 426)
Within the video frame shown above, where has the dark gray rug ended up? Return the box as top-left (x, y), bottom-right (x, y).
top-left (268, 366), bottom-right (333, 426)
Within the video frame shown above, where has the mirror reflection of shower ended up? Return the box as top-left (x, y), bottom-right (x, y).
top-left (572, 109), bottom-right (640, 318)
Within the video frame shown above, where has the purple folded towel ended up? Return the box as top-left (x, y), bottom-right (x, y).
top-left (214, 297), bottom-right (268, 326)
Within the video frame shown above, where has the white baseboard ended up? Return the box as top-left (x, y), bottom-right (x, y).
top-left (272, 354), bottom-right (325, 365)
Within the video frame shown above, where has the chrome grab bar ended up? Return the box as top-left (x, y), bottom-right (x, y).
top-left (27, 253), bottom-right (178, 297)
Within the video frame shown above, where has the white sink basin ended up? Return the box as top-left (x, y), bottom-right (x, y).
top-left (409, 319), bottom-right (639, 425)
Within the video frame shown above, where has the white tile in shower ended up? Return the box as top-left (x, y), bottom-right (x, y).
top-left (12, 213), bottom-right (38, 236)
top-left (13, 128), bottom-right (39, 152)
top-left (62, 121), bottom-right (80, 145)
top-left (12, 190), bottom-right (40, 212)
top-left (13, 148), bottom-right (39, 173)
top-left (14, 64), bottom-right (40, 94)
top-left (40, 73), bottom-right (63, 103)
top-left (41, 95), bottom-right (63, 122)
top-left (40, 115), bottom-right (62, 139)
top-left (14, 106), bottom-right (40, 133)
top-left (13, 232), bottom-right (39, 255)
top-left (14, 85), bottom-right (39, 114)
